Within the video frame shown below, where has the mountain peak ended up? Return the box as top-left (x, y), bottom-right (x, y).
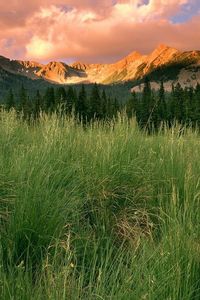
top-left (47, 61), bottom-right (67, 67)
top-left (153, 44), bottom-right (179, 54)
top-left (125, 51), bottom-right (143, 61)
top-left (147, 44), bottom-right (179, 65)
top-left (71, 61), bottom-right (90, 70)
top-left (126, 50), bottom-right (142, 58)
top-left (115, 51), bottom-right (143, 68)
top-left (156, 43), bottom-right (170, 51)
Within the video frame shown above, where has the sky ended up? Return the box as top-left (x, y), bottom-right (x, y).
top-left (0, 0), bottom-right (200, 63)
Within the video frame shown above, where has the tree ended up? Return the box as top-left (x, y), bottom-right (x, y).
top-left (167, 83), bottom-right (175, 125)
top-left (184, 87), bottom-right (194, 126)
top-left (66, 87), bottom-right (77, 115)
top-left (172, 83), bottom-right (184, 123)
top-left (44, 87), bottom-right (55, 113)
top-left (55, 87), bottom-right (67, 115)
top-left (126, 92), bottom-right (137, 118)
top-left (106, 96), bottom-right (112, 119)
top-left (101, 90), bottom-right (107, 119)
top-left (89, 83), bottom-right (102, 120)
top-left (6, 89), bottom-right (15, 111)
top-left (157, 81), bottom-right (167, 126)
top-left (55, 87), bottom-right (67, 105)
top-left (113, 97), bottom-right (120, 117)
top-left (33, 90), bottom-right (42, 120)
top-left (18, 85), bottom-right (30, 120)
top-left (194, 83), bottom-right (200, 126)
top-left (76, 85), bottom-right (87, 122)
top-left (140, 77), bottom-right (153, 128)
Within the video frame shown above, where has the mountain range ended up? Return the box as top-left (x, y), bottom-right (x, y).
top-left (1, 44), bottom-right (200, 97)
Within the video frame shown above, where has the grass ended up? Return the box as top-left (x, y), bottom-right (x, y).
top-left (0, 110), bottom-right (200, 299)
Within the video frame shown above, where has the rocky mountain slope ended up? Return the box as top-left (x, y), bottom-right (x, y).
top-left (1, 44), bottom-right (200, 91)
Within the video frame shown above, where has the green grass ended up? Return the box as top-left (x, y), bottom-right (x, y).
top-left (0, 110), bottom-right (200, 299)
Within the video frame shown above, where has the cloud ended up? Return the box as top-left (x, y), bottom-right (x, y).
top-left (0, 0), bottom-right (199, 62)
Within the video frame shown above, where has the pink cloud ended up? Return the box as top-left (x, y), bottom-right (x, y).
top-left (0, 0), bottom-right (199, 62)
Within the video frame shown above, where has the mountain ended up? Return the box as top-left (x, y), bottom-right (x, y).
top-left (1, 44), bottom-right (200, 95)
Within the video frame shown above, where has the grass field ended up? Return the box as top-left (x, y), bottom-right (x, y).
top-left (0, 110), bottom-right (200, 299)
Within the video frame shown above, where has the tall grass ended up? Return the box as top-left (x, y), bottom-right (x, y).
top-left (0, 110), bottom-right (200, 299)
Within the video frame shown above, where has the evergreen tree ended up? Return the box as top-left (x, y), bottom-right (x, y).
top-left (172, 83), bottom-right (184, 123)
top-left (140, 77), bottom-right (153, 128)
top-left (66, 87), bottom-right (76, 115)
top-left (126, 92), bottom-right (137, 118)
top-left (113, 97), bottom-right (120, 117)
top-left (55, 87), bottom-right (67, 106)
top-left (148, 92), bottom-right (157, 130)
top-left (184, 87), bottom-right (193, 125)
top-left (106, 96), bottom-right (112, 119)
top-left (73, 88), bottom-right (78, 115)
top-left (18, 85), bottom-right (27, 111)
top-left (33, 90), bottom-right (42, 120)
top-left (6, 89), bottom-right (15, 111)
top-left (168, 83), bottom-right (176, 125)
top-left (194, 83), bottom-right (200, 126)
top-left (101, 90), bottom-right (107, 119)
top-left (44, 87), bottom-right (55, 113)
top-left (157, 81), bottom-right (167, 126)
top-left (18, 85), bottom-right (29, 120)
top-left (55, 87), bottom-right (67, 115)
top-left (76, 85), bottom-right (87, 122)
top-left (89, 83), bottom-right (102, 120)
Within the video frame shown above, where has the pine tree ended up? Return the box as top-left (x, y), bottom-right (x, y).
top-left (66, 87), bottom-right (76, 115)
top-left (172, 83), bottom-right (184, 123)
top-left (55, 87), bottom-right (67, 115)
top-left (76, 85), bottom-right (87, 122)
top-left (149, 93), bottom-right (156, 129)
top-left (89, 83), bottom-right (102, 120)
top-left (33, 90), bottom-right (41, 120)
top-left (106, 96), bottom-right (112, 119)
top-left (126, 92), bottom-right (137, 118)
top-left (44, 87), bottom-right (55, 113)
top-left (184, 87), bottom-right (193, 125)
top-left (140, 77), bottom-right (153, 128)
top-left (6, 89), bottom-right (15, 111)
top-left (168, 83), bottom-right (175, 125)
top-left (55, 87), bottom-right (67, 106)
top-left (194, 83), bottom-right (200, 126)
top-left (101, 90), bottom-right (107, 119)
top-left (18, 85), bottom-right (29, 120)
top-left (73, 88), bottom-right (78, 115)
top-left (113, 97), bottom-right (120, 117)
top-left (18, 85), bottom-right (27, 111)
top-left (157, 81), bottom-right (167, 125)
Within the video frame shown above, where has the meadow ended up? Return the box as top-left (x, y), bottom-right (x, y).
top-left (0, 110), bottom-right (200, 299)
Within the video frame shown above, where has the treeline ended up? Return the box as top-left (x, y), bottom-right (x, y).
top-left (4, 83), bottom-right (120, 122)
top-left (3, 79), bottom-right (200, 128)
top-left (126, 78), bottom-right (200, 129)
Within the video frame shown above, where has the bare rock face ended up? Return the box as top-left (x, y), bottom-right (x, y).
top-left (0, 45), bottom-right (200, 87)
